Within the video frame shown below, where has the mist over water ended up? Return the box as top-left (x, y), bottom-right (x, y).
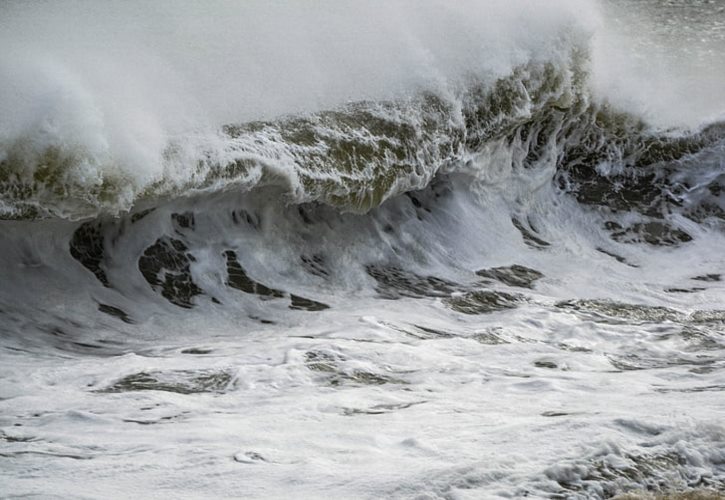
top-left (593, 0), bottom-right (725, 127)
top-left (1, 1), bottom-right (724, 498)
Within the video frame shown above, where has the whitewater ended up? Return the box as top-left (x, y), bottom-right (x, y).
top-left (1, 0), bottom-right (724, 498)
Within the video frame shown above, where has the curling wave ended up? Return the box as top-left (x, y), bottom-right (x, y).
top-left (2, 50), bottom-right (724, 223)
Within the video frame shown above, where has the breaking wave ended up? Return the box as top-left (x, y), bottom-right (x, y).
top-left (1, 1), bottom-right (724, 498)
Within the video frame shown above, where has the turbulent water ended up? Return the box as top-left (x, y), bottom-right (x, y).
top-left (1, 1), bottom-right (725, 498)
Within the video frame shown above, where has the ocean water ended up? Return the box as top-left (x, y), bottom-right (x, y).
top-left (1, 1), bottom-right (724, 498)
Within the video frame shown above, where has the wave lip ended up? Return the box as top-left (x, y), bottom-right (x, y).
top-left (2, 56), bottom-right (587, 219)
top-left (3, 62), bottom-right (724, 224)
top-left (0, 0), bottom-right (600, 219)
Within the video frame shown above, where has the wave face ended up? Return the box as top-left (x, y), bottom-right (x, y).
top-left (1, 1), bottom-right (725, 499)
